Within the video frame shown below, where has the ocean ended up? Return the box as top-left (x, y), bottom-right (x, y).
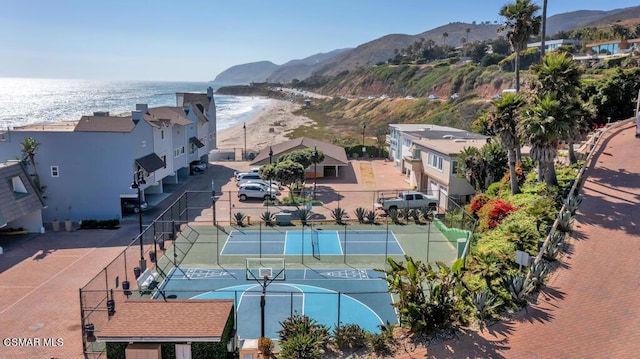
top-left (0, 78), bottom-right (271, 131)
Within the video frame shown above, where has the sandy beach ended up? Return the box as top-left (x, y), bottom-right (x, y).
top-left (216, 99), bottom-right (315, 153)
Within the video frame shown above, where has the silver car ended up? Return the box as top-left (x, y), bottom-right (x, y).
top-left (238, 183), bottom-right (280, 201)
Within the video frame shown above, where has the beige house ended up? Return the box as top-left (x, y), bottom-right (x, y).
top-left (250, 137), bottom-right (348, 178)
top-left (410, 138), bottom-right (489, 210)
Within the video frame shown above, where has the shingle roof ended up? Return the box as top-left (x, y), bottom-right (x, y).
top-left (250, 137), bottom-right (348, 166)
top-left (0, 161), bottom-right (45, 226)
top-left (74, 116), bottom-right (135, 133)
top-left (98, 299), bottom-right (233, 342)
top-left (145, 107), bottom-right (192, 126)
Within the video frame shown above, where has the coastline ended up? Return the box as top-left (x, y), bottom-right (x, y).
top-left (216, 99), bottom-right (314, 153)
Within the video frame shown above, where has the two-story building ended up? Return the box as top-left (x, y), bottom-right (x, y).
top-left (387, 124), bottom-right (490, 210)
top-left (0, 88), bottom-right (217, 226)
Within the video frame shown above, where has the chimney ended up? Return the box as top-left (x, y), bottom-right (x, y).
top-left (136, 104), bottom-right (149, 114)
top-left (132, 110), bottom-right (143, 124)
top-left (207, 86), bottom-right (213, 100)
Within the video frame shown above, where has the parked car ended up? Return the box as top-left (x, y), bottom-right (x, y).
top-left (428, 94), bottom-right (439, 100)
top-left (190, 160), bottom-right (207, 172)
top-left (243, 179), bottom-right (282, 191)
top-left (237, 173), bottom-right (265, 186)
top-left (238, 183), bottom-right (280, 201)
top-left (121, 198), bottom-right (149, 214)
top-left (234, 167), bottom-right (260, 180)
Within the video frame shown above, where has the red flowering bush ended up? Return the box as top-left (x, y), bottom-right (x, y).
top-left (476, 199), bottom-right (518, 231)
top-left (469, 193), bottom-right (489, 218)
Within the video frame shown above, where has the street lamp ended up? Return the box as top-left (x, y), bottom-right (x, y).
top-left (243, 122), bottom-right (247, 160)
top-left (313, 146), bottom-right (318, 200)
top-left (269, 146), bottom-right (273, 165)
top-left (131, 169), bottom-right (146, 271)
top-left (362, 124), bottom-right (367, 154)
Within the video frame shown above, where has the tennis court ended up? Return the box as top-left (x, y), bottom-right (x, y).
top-left (220, 229), bottom-right (405, 257)
top-left (154, 265), bottom-right (396, 339)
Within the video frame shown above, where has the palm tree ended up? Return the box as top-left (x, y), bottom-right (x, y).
top-left (540, 0), bottom-right (548, 58)
top-left (20, 137), bottom-right (43, 194)
top-left (466, 28), bottom-right (471, 43)
top-left (442, 32), bottom-right (449, 47)
top-left (532, 52), bottom-right (587, 165)
top-left (519, 95), bottom-right (572, 187)
top-left (498, 0), bottom-right (541, 92)
top-left (487, 93), bottom-right (526, 194)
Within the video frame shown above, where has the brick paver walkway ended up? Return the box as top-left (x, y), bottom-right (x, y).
top-left (396, 122), bottom-right (640, 358)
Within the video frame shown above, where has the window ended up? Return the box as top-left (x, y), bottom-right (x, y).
top-left (174, 147), bottom-right (185, 157)
top-left (161, 129), bottom-right (165, 139)
top-left (451, 160), bottom-right (459, 175)
top-left (161, 155), bottom-right (167, 169)
top-left (10, 176), bottom-right (28, 198)
top-left (189, 143), bottom-right (196, 154)
top-left (428, 153), bottom-right (443, 171)
top-left (51, 166), bottom-right (59, 177)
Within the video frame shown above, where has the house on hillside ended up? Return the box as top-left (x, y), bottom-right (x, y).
top-left (0, 161), bottom-right (46, 233)
top-left (527, 39), bottom-right (580, 53)
top-left (0, 88), bottom-right (217, 224)
top-left (386, 124), bottom-right (491, 210)
top-left (585, 38), bottom-right (640, 56)
top-left (250, 137), bottom-right (348, 178)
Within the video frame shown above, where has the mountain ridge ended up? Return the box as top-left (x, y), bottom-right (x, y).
top-left (213, 5), bottom-right (640, 84)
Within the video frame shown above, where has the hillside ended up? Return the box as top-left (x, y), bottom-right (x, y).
top-left (214, 5), bottom-right (640, 83)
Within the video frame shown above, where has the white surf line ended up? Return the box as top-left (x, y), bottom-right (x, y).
top-left (1, 243), bottom-right (124, 315)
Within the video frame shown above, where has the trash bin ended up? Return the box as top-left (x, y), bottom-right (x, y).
top-left (158, 239), bottom-right (165, 250)
top-left (122, 281), bottom-right (131, 296)
top-left (149, 252), bottom-right (156, 263)
top-left (247, 216), bottom-right (251, 225)
top-left (106, 299), bottom-right (115, 316)
top-left (133, 267), bottom-right (141, 279)
top-left (84, 323), bottom-right (95, 342)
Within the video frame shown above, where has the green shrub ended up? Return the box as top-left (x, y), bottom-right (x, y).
top-left (332, 323), bottom-right (369, 351)
top-left (365, 210), bottom-right (377, 224)
top-left (80, 219), bottom-right (120, 229)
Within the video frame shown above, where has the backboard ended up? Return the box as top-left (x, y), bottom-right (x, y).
top-left (246, 258), bottom-right (285, 281)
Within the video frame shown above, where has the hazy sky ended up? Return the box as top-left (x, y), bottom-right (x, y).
top-left (0, 0), bottom-right (637, 82)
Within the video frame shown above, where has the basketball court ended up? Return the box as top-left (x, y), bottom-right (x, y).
top-left (154, 260), bottom-right (396, 339)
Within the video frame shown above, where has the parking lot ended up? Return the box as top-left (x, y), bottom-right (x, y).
top-left (197, 159), bottom-right (415, 225)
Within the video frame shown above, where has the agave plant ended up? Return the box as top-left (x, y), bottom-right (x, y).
top-left (543, 239), bottom-right (562, 262)
top-left (528, 261), bottom-right (548, 292)
top-left (233, 212), bottom-right (246, 227)
top-left (501, 273), bottom-right (532, 307)
top-left (388, 208), bottom-right (401, 224)
top-left (564, 195), bottom-right (583, 215)
top-left (471, 289), bottom-right (502, 321)
top-left (365, 210), bottom-right (377, 224)
top-left (410, 209), bottom-right (421, 224)
top-left (330, 207), bottom-right (347, 225)
top-left (261, 211), bottom-right (275, 226)
top-left (420, 206), bottom-right (435, 223)
top-left (555, 209), bottom-right (574, 233)
top-left (400, 207), bottom-right (411, 222)
top-left (354, 207), bottom-right (367, 224)
top-left (296, 208), bottom-right (311, 225)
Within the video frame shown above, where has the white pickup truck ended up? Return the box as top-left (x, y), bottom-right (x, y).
top-left (374, 191), bottom-right (438, 212)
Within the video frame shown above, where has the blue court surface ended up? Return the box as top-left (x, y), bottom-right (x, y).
top-left (155, 267), bottom-right (397, 339)
top-left (220, 229), bottom-right (405, 256)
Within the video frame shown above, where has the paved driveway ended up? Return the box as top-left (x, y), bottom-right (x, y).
top-left (395, 122), bottom-right (640, 358)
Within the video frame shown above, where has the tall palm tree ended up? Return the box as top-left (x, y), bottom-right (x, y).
top-left (498, 0), bottom-right (541, 92)
top-left (540, 0), bottom-right (548, 58)
top-left (487, 92), bottom-right (526, 194)
top-left (519, 95), bottom-right (572, 187)
top-left (442, 32), bottom-right (449, 47)
top-left (532, 52), bottom-right (586, 165)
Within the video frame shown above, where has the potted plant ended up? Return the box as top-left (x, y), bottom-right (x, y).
top-left (52, 219), bottom-right (60, 232)
top-left (65, 205), bottom-right (73, 231)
